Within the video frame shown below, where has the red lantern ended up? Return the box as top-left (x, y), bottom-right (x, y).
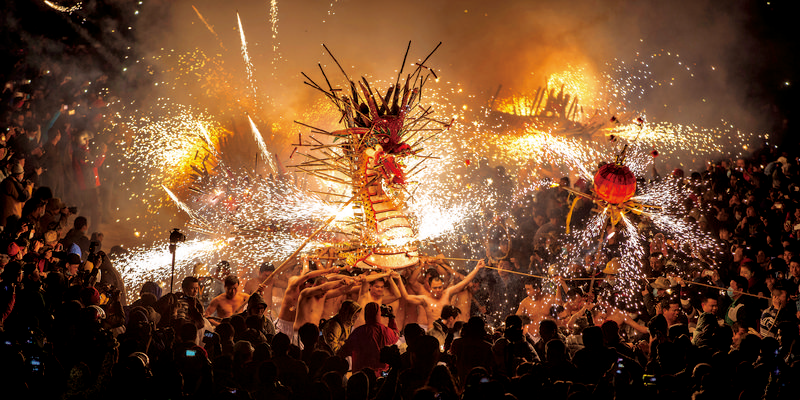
top-left (593, 163), bottom-right (636, 205)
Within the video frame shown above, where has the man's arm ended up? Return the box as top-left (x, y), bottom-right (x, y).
top-left (327, 278), bottom-right (358, 298)
top-left (358, 271), bottom-right (389, 297)
top-left (204, 296), bottom-right (220, 317)
top-left (287, 265), bottom-right (336, 294)
top-left (383, 322), bottom-right (399, 344)
top-left (300, 278), bottom-right (351, 299)
top-left (516, 299), bottom-right (528, 316)
top-left (395, 275), bottom-right (426, 306)
top-left (234, 293), bottom-right (251, 314)
top-left (383, 272), bottom-right (402, 304)
top-left (408, 265), bottom-right (427, 294)
top-left (444, 260), bottom-right (485, 298)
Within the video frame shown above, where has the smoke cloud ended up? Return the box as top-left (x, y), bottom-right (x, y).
top-left (140, 0), bottom-right (769, 135)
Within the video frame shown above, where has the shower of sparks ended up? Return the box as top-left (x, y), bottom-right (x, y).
top-left (111, 103), bottom-right (226, 212)
top-left (153, 162), bottom-right (356, 292)
top-left (269, 0), bottom-right (280, 78)
top-left (547, 65), bottom-right (601, 110)
top-left (616, 214), bottom-right (647, 308)
top-left (551, 166), bottom-right (725, 304)
top-left (43, 0), bottom-right (83, 14)
top-left (496, 128), bottom-right (603, 178)
top-left (237, 12), bottom-right (259, 105)
top-left (163, 185), bottom-right (197, 218)
top-left (248, 115), bottom-right (278, 174)
top-left (113, 238), bottom-right (224, 295)
top-left (108, 11), bottom-right (754, 302)
top-left (192, 5), bottom-right (227, 51)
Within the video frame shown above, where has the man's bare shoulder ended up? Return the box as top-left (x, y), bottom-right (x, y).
top-left (244, 278), bottom-right (259, 290)
top-left (520, 297), bottom-right (536, 306)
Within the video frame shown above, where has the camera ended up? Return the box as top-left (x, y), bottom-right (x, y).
top-left (380, 304), bottom-right (394, 319)
top-left (67, 206), bottom-right (78, 214)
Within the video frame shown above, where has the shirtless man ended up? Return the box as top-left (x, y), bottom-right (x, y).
top-left (516, 279), bottom-right (548, 335)
top-left (293, 276), bottom-right (356, 333)
top-left (399, 260), bottom-right (484, 330)
top-left (275, 260), bottom-right (336, 337)
top-left (244, 262), bottom-right (280, 314)
top-left (450, 271), bottom-right (485, 323)
top-left (354, 271), bottom-right (401, 327)
top-left (205, 275), bottom-right (249, 326)
top-left (244, 262), bottom-right (274, 295)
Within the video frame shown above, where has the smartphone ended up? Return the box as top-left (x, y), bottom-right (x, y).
top-left (615, 358), bottom-right (624, 374)
top-left (185, 349), bottom-right (196, 357)
top-left (29, 356), bottom-right (41, 372)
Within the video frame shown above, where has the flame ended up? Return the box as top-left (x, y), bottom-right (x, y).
top-left (496, 64), bottom-right (600, 117)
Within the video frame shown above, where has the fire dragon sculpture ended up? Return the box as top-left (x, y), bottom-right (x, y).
top-left (292, 43), bottom-right (446, 269)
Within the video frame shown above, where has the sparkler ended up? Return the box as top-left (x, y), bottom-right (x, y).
top-left (43, 0), bottom-right (83, 14)
top-left (192, 5), bottom-right (227, 51)
top-left (237, 12), bottom-right (259, 106)
top-left (269, 0), bottom-right (280, 78)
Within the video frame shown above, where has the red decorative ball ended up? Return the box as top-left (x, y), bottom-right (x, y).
top-left (593, 163), bottom-right (636, 205)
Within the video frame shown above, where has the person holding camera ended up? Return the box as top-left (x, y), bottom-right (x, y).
top-left (0, 163), bottom-right (33, 229)
top-left (337, 301), bottom-right (399, 376)
top-left (37, 197), bottom-right (73, 236)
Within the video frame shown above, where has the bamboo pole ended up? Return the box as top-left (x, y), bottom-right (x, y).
top-left (461, 261), bottom-right (772, 299)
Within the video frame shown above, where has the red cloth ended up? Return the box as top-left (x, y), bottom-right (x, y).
top-left (338, 320), bottom-right (398, 374)
top-left (72, 144), bottom-right (106, 190)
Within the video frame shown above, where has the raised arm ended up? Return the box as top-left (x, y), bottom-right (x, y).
top-left (327, 277), bottom-right (358, 298)
top-left (395, 274), bottom-right (426, 306)
top-left (300, 278), bottom-right (349, 299)
top-left (408, 265), bottom-right (427, 294)
top-left (289, 264), bottom-right (337, 293)
top-left (384, 271), bottom-right (402, 303)
top-left (444, 259), bottom-right (484, 298)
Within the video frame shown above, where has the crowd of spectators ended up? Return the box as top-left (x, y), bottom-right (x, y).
top-left (3, 5), bottom-right (800, 400)
top-left (3, 112), bottom-right (800, 400)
